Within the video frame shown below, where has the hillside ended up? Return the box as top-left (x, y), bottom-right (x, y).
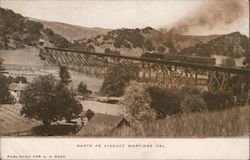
top-left (0, 7), bottom-right (74, 49)
top-left (1, 7), bottom-right (248, 60)
top-left (180, 32), bottom-right (249, 58)
top-left (30, 18), bottom-right (110, 42)
top-left (72, 27), bottom-right (249, 58)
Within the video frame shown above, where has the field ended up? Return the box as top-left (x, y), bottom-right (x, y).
top-left (0, 104), bottom-right (40, 135)
top-left (0, 47), bottom-right (46, 67)
top-left (80, 105), bottom-right (249, 137)
top-left (69, 71), bottom-right (104, 93)
top-left (80, 100), bottom-right (125, 116)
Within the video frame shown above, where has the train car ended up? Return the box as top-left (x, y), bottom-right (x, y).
top-left (184, 55), bottom-right (216, 65)
top-left (141, 52), bottom-right (216, 65)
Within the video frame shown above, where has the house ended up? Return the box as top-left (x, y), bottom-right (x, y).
top-left (9, 82), bottom-right (28, 102)
top-left (76, 113), bottom-right (130, 136)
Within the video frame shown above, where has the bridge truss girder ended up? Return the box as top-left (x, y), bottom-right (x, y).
top-left (42, 47), bottom-right (249, 92)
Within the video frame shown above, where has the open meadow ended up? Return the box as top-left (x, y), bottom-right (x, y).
top-left (83, 105), bottom-right (249, 137)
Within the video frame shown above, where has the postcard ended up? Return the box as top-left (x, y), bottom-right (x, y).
top-left (0, 0), bottom-right (249, 159)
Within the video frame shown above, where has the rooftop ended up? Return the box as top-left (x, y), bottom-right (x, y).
top-left (76, 113), bottom-right (128, 136)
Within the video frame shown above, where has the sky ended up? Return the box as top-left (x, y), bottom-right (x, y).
top-left (0, 0), bottom-right (249, 36)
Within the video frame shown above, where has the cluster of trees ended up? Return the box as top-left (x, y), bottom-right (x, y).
top-left (0, 60), bottom-right (14, 104)
top-left (21, 66), bottom-right (83, 127)
top-left (113, 29), bottom-right (144, 49)
top-left (180, 32), bottom-right (249, 58)
top-left (0, 8), bottom-right (45, 48)
top-left (101, 64), bottom-right (247, 126)
top-left (78, 82), bottom-right (92, 99)
top-left (0, 7), bottom-right (94, 51)
top-left (0, 74), bottom-right (14, 104)
top-left (100, 64), bottom-right (139, 97)
top-left (104, 48), bottom-right (121, 55)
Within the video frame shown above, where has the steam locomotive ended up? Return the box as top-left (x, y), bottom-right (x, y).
top-left (140, 52), bottom-right (216, 65)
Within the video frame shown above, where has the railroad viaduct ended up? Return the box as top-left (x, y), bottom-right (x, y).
top-left (41, 47), bottom-right (250, 92)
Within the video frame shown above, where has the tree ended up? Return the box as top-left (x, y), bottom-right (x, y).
top-left (21, 74), bottom-right (83, 127)
top-left (202, 91), bottom-right (234, 111)
top-left (180, 95), bottom-right (207, 113)
top-left (177, 86), bottom-right (207, 113)
top-left (0, 74), bottom-right (14, 104)
top-left (14, 76), bottom-right (27, 83)
top-left (123, 81), bottom-right (156, 125)
top-left (78, 82), bottom-right (92, 98)
top-left (59, 65), bottom-right (71, 86)
top-left (0, 57), bottom-right (3, 70)
top-left (25, 20), bottom-right (43, 35)
top-left (144, 40), bottom-right (155, 51)
top-left (147, 87), bottom-right (181, 119)
top-left (100, 64), bottom-right (139, 97)
top-left (157, 46), bottom-right (166, 52)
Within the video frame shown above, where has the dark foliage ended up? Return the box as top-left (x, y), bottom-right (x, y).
top-left (162, 39), bottom-right (176, 53)
top-left (113, 29), bottom-right (144, 48)
top-left (78, 82), bottom-right (92, 99)
top-left (59, 65), bottom-right (71, 86)
top-left (104, 48), bottom-right (121, 55)
top-left (180, 32), bottom-right (249, 58)
top-left (0, 74), bottom-right (14, 104)
top-left (157, 46), bottom-right (166, 52)
top-left (147, 87), bottom-right (181, 119)
top-left (144, 40), bottom-right (155, 51)
top-left (21, 74), bottom-right (82, 126)
top-left (202, 91), bottom-right (234, 111)
top-left (230, 75), bottom-right (249, 105)
top-left (100, 64), bottom-right (139, 97)
top-left (14, 76), bottom-right (27, 83)
top-left (85, 109), bottom-right (95, 121)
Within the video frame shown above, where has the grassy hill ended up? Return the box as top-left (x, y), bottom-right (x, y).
top-left (0, 7), bottom-right (74, 49)
top-left (30, 18), bottom-right (110, 42)
top-left (180, 32), bottom-right (249, 58)
top-left (1, 7), bottom-right (248, 61)
top-left (77, 105), bottom-right (249, 137)
top-left (0, 104), bottom-right (40, 135)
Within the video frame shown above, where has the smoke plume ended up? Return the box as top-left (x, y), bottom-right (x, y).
top-left (167, 0), bottom-right (248, 35)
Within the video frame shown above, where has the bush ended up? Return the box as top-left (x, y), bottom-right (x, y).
top-left (180, 95), bottom-right (207, 113)
top-left (177, 86), bottom-right (202, 99)
top-left (147, 87), bottom-right (181, 119)
top-left (123, 81), bottom-right (156, 125)
top-left (78, 82), bottom-right (92, 99)
top-left (100, 64), bottom-right (139, 97)
top-left (14, 76), bottom-right (27, 83)
top-left (202, 91), bottom-right (234, 111)
top-left (0, 74), bottom-right (14, 104)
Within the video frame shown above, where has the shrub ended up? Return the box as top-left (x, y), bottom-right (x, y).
top-left (157, 46), bottom-right (166, 52)
top-left (100, 64), bottom-right (139, 97)
top-left (177, 86), bottom-right (202, 99)
top-left (180, 95), bottom-right (207, 113)
top-left (78, 82), bottom-right (92, 99)
top-left (202, 91), bottom-right (234, 111)
top-left (123, 81), bottom-right (156, 125)
top-left (14, 76), bottom-right (27, 83)
top-left (147, 87), bottom-right (181, 119)
top-left (0, 74), bottom-right (14, 104)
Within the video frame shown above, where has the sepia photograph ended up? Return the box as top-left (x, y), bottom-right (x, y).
top-left (0, 0), bottom-right (249, 159)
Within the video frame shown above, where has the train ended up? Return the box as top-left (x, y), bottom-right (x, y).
top-left (140, 52), bottom-right (216, 65)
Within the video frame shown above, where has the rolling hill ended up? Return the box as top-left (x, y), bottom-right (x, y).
top-left (30, 18), bottom-right (110, 42)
